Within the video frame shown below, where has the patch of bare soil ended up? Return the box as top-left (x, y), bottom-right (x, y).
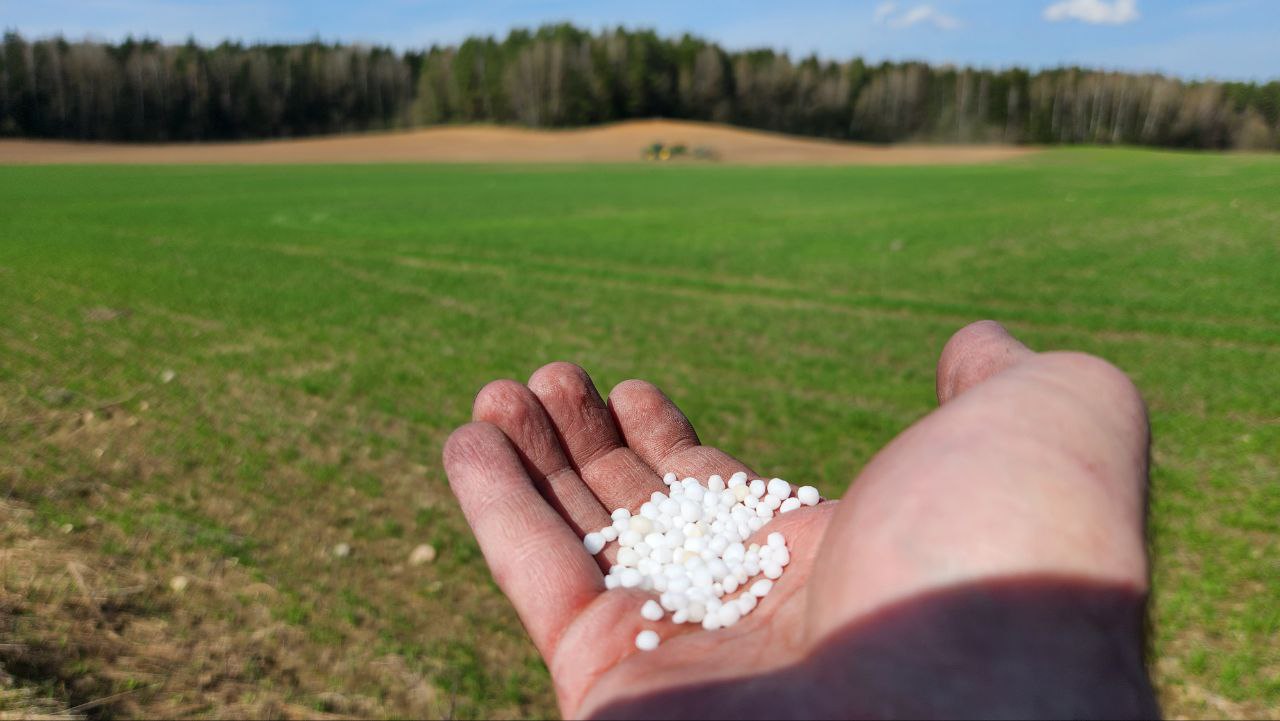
top-left (0, 119), bottom-right (1035, 166)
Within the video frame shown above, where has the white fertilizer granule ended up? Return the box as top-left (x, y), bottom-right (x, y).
top-left (585, 475), bottom-right (822, 651)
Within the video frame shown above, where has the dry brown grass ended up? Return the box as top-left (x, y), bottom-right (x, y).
top-left (0, 119), bottom-right (1034, 166)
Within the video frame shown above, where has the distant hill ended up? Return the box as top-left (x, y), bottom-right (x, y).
top-left (1, 26), bottom-right (1277, 150)
top-left (0, 119), bottom-right (1034, 165)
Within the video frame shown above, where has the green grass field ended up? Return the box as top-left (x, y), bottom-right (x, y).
top-left (1, 150), bottom-right (1277, 719)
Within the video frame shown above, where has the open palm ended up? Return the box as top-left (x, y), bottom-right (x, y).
top-left (444, 323), bottom-right (1160, 719)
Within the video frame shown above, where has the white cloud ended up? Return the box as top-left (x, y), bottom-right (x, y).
top-left (874, 3), bottom-right (961, 30)
top-left (1043, 0), bottom-right (1140, 25)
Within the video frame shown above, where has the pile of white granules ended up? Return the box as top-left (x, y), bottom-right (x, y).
top-left (581, 471), bottom-right (821, 651)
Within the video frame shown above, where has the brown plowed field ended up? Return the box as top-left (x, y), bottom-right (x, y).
top-left (0, 118), bottom-right (1035, 165)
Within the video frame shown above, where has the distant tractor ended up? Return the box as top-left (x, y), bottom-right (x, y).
top-left (643, 141), bottom-right (714, 161)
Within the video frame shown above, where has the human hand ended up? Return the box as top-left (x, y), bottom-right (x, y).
top-left (443, 321), bottom-right (1159, 719)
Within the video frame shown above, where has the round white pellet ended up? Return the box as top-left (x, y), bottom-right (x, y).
top-left (729, 471), bottom-right (749, 487)
top-left (583, 532), bottom-right (606, 555)
top-left (747, 517), bottom-right (764, 532)
top-left (718, 603), bottom-right (742, 628)
top-left (762, 495), bottom-right (782, 511)
top-left (619, 568), bottom-right (643, 587)
top-left (686, 602), bottom-right (707, 623)
top-left (691, 568), bottom-right (713, 588)
top-left (630, 516), bottom-right (653, 535)
top-left (600, 526), bottom-right (619, 542)
top-left (635, 630), bottom-right (660, 651)
top-left (723, 576), bottom-right (739, 594)
top-left (680, 500), bottom-right (700, 523)
top-left (755, 505), bottom-right (773, 519)
top-left (707, 558), bottom-right (730, 580)
top-left (762, 561), bottom-right (783, 580)
top-left (641, 600), bottom-right (665, 621)
top-left (651, 491), bottom-right (667, 505)
top-left (732, 485), bottom-right (750, 501)
top-left (661, 499), bottom-right (681, 517)
top-left (612, 508), bottom-right (631, 522)
top-left (766, 478), bottom-right (791, 499)
top-left (737, 592), bottom-right (758, 615)
top-left (663, 472), bottom-right (678, 486)
top-left (750, 579), bottom-right (773, 597)
top-left (767, 532), bottom-right (785, 548)
top-left (797, 486), bottom-right (820, 506)
top-left (775, 547), bottom-right (791, 567)
top-left (617, 547), bottom-right (640, 567)
top-left (779, 498), bottom-right (802, 514)
top-left (660, 591), bottom-right (688, 611)
top-left (604, 574), bottom-right (620, 590)
top-left (619, 530), bottom-right (642, 548)
top-left (743, 494), bottom-right (759, 509)
top-left (685, 484), bottom-right (705, 502)
top-left (708, 475), bottom-right (725, 492)
top-left (702, 614), bottom-right (722, 631)
top-left (633, 542), bottom-right (652, 558)
top-left (749, 480), bottom-right (766, 498)
top-left (708, 536), bottom-right (729, 555)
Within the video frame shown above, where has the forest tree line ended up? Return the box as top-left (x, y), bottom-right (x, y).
top-left (2, 25), bottom-right (1278, 149)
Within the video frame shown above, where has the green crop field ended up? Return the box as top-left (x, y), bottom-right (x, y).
top-left (1, 150), bottom-right (1277, 719)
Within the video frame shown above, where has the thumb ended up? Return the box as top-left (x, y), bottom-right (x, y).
top-left (936, 320), bottom-right (1034, 404)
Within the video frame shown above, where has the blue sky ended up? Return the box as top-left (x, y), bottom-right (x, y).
top-left (2, 0), bottom-right (1278, 81)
